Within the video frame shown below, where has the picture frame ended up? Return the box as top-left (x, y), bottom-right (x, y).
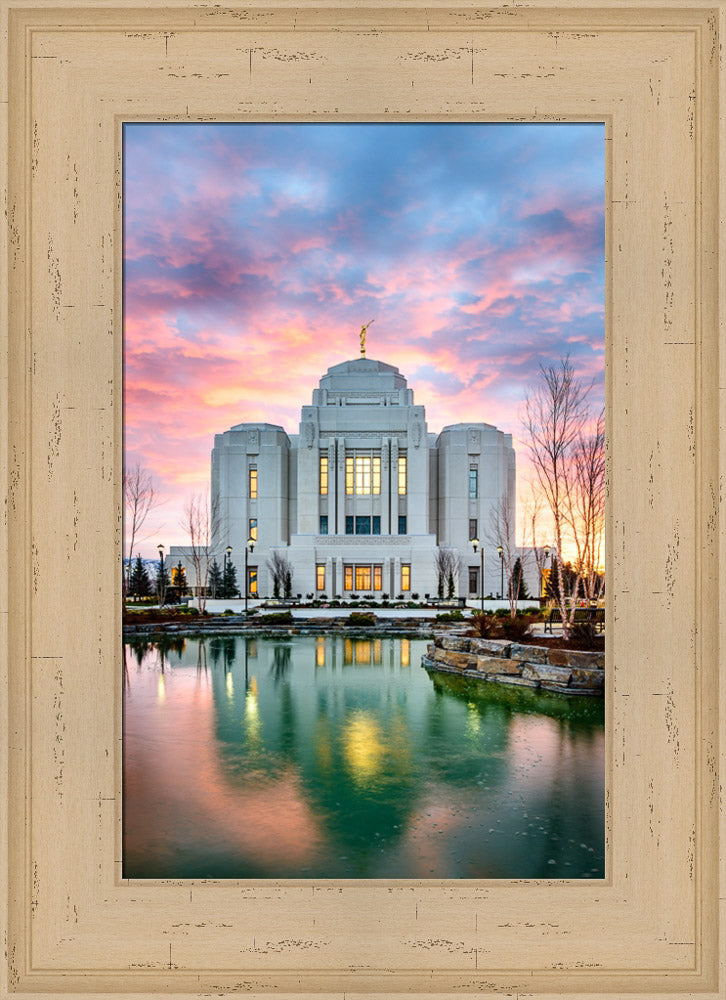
top-left (1, 2), bottom-right (723, 998)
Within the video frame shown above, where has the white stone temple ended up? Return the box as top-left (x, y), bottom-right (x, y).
top-left (201, 355), bottom-right (516, 600)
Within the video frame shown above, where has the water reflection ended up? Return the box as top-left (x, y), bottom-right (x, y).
top-left (123, 634), bottom-right (604, 879)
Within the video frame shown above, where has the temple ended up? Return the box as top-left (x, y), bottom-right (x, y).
top-left (205, 356), bottom-right (516, 599)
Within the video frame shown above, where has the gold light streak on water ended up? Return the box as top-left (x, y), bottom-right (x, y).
top-left (157, 674), bottom-right (166, 704)
top-left (315, 637), bottom-right (326, 667)
top-left (343, 711), bottom-right (384, 786)
top-left (400, 638), bottom-right (410, 667)
top-left (465, 701), bottom-right (482, 737)
top-left (226, 671), bottom-right (234, 700)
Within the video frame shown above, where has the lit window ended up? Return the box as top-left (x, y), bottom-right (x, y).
top-left (316, 564), bottom-right (325, 590)
top-left (249, 468), bottom-right (258, 499)
top-left (249, 517), bottom-right (257, 541)
top-left (401, 564), bottom-right (411, 591)
top-left (345, 456), bottom-right (354, 495)
top-left (319, 515), bottom-right (328, 535)
top-left (355, 565), bottom-right (372, 591)
top-left (398, 515), bottom-right (407, 535)
top-left (248, 567), bottom-right (258, 595)
top-left (355, 456), bottom-right (371, 495)
top-left (320, 455), bottom-right (328, 495)
top-left (373, 565), bottom-right (382, 591)
top-left (372, 456), bottom-right (381, 495)
top-left (469, 467), bottom-right (478, 499)
top-left (344, 565), bottom-right (353, 591)
top-left (398, 455), bottom-right (407, 495)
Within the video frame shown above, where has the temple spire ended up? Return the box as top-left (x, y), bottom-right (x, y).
top-left (359, 318), bottom-right (374, 357)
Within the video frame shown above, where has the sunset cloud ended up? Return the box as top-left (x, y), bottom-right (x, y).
top-left (124, 123), bottom-right (605, 553)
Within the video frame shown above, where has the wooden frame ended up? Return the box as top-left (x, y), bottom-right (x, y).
top-left (1, 2), bottom-right (723, 997)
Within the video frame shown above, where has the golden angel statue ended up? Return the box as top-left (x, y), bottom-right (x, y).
top-left (359, 319), bottom-right (375, 357)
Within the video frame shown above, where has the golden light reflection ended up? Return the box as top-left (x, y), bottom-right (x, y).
top-left (465, 701), bottom-right (482, 737)
top-left (226, 672), bottom-right (234, 700)
top-left (400, 638), bottom-right (410, 667)
top-left (245, 676), bottom-right (262, 747)
top-left (314, 721), bottom-right (333, 775)
top-left (157, 674), bottom-right (166, 704)
top-left (316, 637), bottom-right (326, 667)
top-left (343, 711), bottom-right (384, 785)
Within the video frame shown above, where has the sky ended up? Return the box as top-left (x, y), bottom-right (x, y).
top-left (124, 122), bottom-right (605, 557)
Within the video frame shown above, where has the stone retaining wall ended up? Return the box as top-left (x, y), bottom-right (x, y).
top-left (423, 633), bottom-right (604, 696)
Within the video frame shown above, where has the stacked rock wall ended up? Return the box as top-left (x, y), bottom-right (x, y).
top-left (423, 634), bottom-right (604, 696)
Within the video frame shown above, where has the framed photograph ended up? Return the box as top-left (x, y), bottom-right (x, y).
top-left (2, 2), bottom-right (723, 998)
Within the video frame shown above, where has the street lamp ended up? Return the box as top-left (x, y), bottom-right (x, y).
top-left (224, 544), bottom-right (233, 600)
top-left (244, 537), bottom-right (255, 614)
top-left (471, 537), bottom-right (484, 612)
top-left (497, 545), bottom-right (504, 600)
top-left (541, 545), bottom-right (551, 602)
top-left (157, 543), bottom-right (165, 607)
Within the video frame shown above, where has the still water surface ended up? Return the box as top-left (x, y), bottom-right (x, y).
top-left (123, 634), bottom-right (604, 879)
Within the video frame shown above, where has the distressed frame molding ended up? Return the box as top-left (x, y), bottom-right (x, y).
top-left (1, 2), bottom-right (724, 998)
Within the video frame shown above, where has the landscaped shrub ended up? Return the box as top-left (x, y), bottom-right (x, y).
top-left (471, 612), bottom-right (536, 640)
top-left (569, 621), bottom-right (600, 649)
top-left (260, 611), bottom-right (293, 625)
top-left (499, 615), bottom-right (535, 641)
top-left (347, 611), bottom-right (376, 627)
top-left (436, 609), bottom-right (464, 622)
top-left (471, 612), bottom-right (499, 638)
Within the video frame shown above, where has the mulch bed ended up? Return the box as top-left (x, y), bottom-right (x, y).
top-left (466, 631), bottom-right (604, 652)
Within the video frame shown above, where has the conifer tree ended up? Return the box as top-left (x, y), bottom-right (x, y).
top-left (155, 558), bottom-right (171, 606)
top-left (208, 559), bottom-right (223, 599)
top-left (509, 557), bottom-right (530, 600)
top-left (223, 559), bottom-right (239, 598)
top-left (129, 554), bottom-right (152, 598)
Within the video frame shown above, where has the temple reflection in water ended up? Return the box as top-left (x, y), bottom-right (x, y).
top-left (123, 634), bottom-right (604, 880)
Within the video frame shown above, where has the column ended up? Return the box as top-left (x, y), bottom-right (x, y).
top-left (336, 436), bottom-right (346, 535)
top-left (335, 556), bottom-right (344, 598)
top-left (381, 437), bottom-right (390, 534)
top-left (390, 438), bottom-right (399, 535)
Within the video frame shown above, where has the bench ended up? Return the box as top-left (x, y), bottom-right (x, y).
top-left (544, 607), bottom-right (604, 634)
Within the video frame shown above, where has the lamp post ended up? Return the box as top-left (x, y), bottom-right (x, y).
top-left (541, 545), bottom-right (551, 603)
top-left (497, 545), bottom-right (504, 600)
top-left (224, 544), bottom-right (232, 600)
top-left (244, 537), bottom-right (255, 614)
top-left (157, 544), bottom-right (165, 607)
top-left (472, 538), bottom-right (484, 612)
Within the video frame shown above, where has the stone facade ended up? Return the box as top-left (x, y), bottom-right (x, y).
top-left (423, 634), bottom-right (604, 696)
top-left (173, 357), bottom-right (520, 600)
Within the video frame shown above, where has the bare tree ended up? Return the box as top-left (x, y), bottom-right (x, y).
top-left (569, 408), bottom-right (605, 602)
top-left (123, 463), bottom-right (156, 601)
top-left (182, 493), bottom-right (219, 613)
top-left (522, 488), bottom-right (554, 602)
top-left (266, 551), bottom-right (293, 600)
top-left (523, 356), bottom-right (597, 638)
top-left (486, 497), bottom-right (531, 617)
top-left (433, 548), bottom-right (462, 599)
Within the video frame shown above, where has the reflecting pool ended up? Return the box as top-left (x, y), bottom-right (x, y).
top-left (123, 634), bottom-right (604, 879)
